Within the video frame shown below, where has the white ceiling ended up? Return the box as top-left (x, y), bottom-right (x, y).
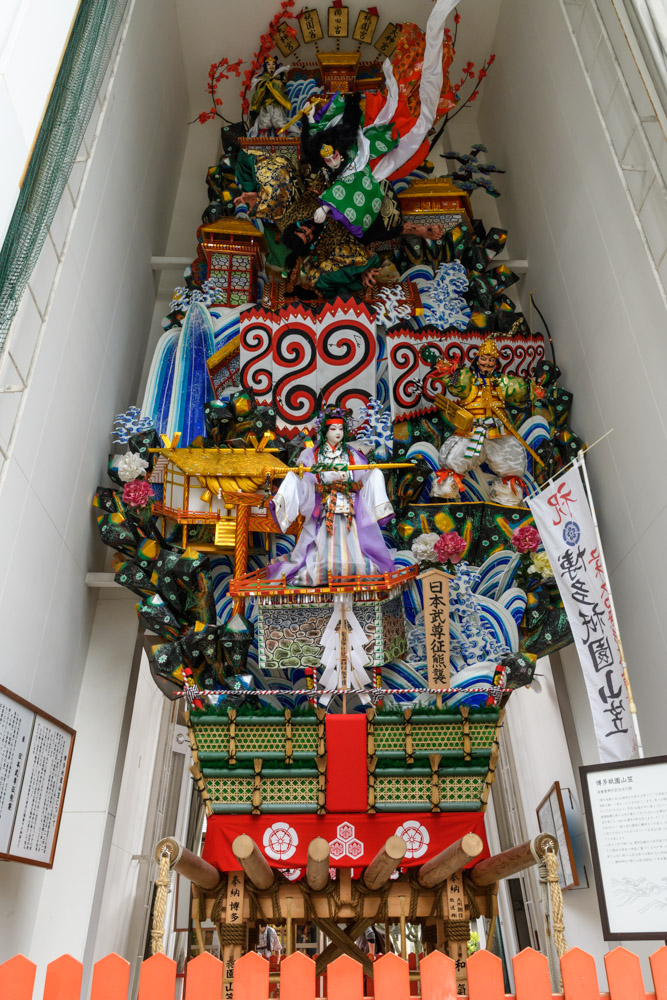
top-left (175, 0), bottom-right (504, 124)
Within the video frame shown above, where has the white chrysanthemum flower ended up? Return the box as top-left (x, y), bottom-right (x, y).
top-left (411, 532), bottom-right (440, 564)
top-left (117, 451), bottom-right (149, 483)
top-left (527, 550), bottom-right (553, 580)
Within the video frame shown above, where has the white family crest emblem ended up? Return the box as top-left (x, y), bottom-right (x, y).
top-left (394, 820), bottom-right (430, 858)
top-left (263, 821), bottom-right (298, 860)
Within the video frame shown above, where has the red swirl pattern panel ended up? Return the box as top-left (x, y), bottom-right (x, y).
top-left (239, 308), bottom-right (276, 405)
top-left (240, 298), bottom-right (377, 438)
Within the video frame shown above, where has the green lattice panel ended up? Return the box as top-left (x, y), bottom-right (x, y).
top-left (192, 722), bottom-right (320, 757)
top-left (440, 774), bottom-right (486, 802)
top-left (261, 776), bottom-right (319, 805)
top-left (233, 724), bottom-right (320, 754)
top-left (235, 725), bottom-right (284, 754)
top-left (374, 721), bottom-right (498, 755)
top-left (373, 725), bottom-right (405, 752)
top-left (205, 776), bottom-right (253, 804)
top-left (469, 723), bottom-right (498, 749)
top-left (374, 775), bottom-right (432, 803)
top-left (290, 727), bottom-right (319, 753)
top-left (191, 725), bottom-right (227, 752)
top-left (411, 725), bottom-right (464, 753)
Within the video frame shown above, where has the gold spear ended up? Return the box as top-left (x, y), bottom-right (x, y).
top-left (268, 461), bottom-right (417, 477)
top-left (277, 96), bottom-right (326, 135)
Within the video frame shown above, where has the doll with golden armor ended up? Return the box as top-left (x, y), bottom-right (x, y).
top-left (427, 336), bottom-right (544, 506)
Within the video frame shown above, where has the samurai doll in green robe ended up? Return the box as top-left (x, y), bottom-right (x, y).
top-left (299, 92), bottom-right (443, 243)
top-left (301, 92), bottom-right (401, 240)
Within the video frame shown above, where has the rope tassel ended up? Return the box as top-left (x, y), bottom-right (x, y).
top-left (150, 849), bottom-right (172, 955)
top-left (545, 849), bottom-right (568, 957)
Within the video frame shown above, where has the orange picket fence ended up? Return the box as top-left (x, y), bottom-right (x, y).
top-left (1, 946), bottom-right (666, 1000)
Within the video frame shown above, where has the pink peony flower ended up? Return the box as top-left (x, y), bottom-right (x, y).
top-left (123, 478), bottom-right (155, 508)
top-left (512, 524), bottom-right (541, 553)
top-left (433, 530), bottom-right (467, 565)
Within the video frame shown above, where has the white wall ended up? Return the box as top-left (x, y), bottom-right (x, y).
top-left (479, 0), bottom-right (667, 762)
top-left (0, 0), bottom-right (189, 965)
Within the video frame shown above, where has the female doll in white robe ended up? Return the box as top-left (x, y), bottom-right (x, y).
top-left (267, 408), bottom-right (395, 587)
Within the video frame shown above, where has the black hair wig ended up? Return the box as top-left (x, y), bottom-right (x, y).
top-left (301, 92), bottom-right (363, 175)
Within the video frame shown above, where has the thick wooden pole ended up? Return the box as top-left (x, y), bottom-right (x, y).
top-left (469, 833), bottom-right (558, 887)
top-left (417, 833), bottom-right (484, 888)
top-left (154, 837), bottom-right (222, 891)
top-left (232, 834), bottom-right (274, 889)
top-left (232, 502), bottom-right (251, 615)
top-left (306, 837), bottom-right (331, 891)
top-left (363, 835), bottom-right (407, 890)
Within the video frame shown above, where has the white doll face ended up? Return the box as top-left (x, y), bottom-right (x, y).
top-left (324, 150), bottom-right (342, 170)
top-left (325, 422), bottom-right (345, 446)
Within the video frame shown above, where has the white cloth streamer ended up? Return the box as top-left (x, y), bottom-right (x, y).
top-left (319, 595), bottom-right (372, 705)
top-left (373, 0), bottom-right (460, 180)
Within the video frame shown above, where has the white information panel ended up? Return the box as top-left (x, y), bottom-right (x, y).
top-left (0, 686), bottom-right (75, 868)
top-left (580, 755), bottom-right (667, 939)
top-left (0, 692), bottom-right (35, 853)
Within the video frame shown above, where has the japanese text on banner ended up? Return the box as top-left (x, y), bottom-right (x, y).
top-left (527, 461), bottom-right (636, 762)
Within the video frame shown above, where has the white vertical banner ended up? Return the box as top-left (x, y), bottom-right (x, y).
top-left (527, 459), bottom-right (637, 763)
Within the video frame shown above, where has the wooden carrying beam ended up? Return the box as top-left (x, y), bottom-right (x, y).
top-left (306, 837), bottom-right (331, 891)
top-left (363, 835), bottom-right (407, 890)
top-left (154, 837), bottom-right (222, 891)
top-left (417, 833), bottom-right (484, 888)
top-left (469, 833), bottom-right (558, 887)
top-left (232, 834), bottom-right (275, 889)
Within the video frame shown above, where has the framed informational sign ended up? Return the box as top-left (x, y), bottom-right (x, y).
top-left (536, 781), bottom-right (579, 889)
top-left (0, 685), bottom-right (75, 868)
top-left (173, 873), bottom-right (192, 933)
top-left (580, 755), bottom-right (667, 939)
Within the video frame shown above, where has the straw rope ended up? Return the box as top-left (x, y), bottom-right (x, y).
top-left (545, 849), bottom-right (568, 957)
top-left (150, 848), bottom-right (172, 955)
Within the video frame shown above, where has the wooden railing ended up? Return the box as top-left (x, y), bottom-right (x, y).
top-left (1, 946), bottom-right (666, 999)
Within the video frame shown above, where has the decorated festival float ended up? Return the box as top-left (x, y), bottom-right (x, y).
top-left (90, 0), bottom-right (626, 992)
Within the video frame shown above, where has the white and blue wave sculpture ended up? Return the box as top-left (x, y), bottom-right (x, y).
top-left (142, 302), bottom-right (252, 443)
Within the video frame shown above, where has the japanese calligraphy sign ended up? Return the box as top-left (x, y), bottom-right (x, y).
top-left (353, 10), bottom-right (379, 44)
top-left (580, 756), bottom-right (667, 939)
top-left (240, 299), bottom-right (377, 438)
top-left (299, 8), bottom-right (324, 43)
top-left (0, 686), bottom-right (75, 867)
top-left (420, 568), bottom-right (452, 689)
top-left (223, 871), bottom-right (245, 999)
top-left (272, 21), bottom-right (300, 57)
top-left (527, 462), bottom-right (636, 763)
top-left (327, 4), bottom-right (349, 38)
top-left (375, 22), bottom-right (400, 57)
top-left (225, 870), bottom-right (245, 926)
top-left (445, 872), bottom-right (469, 995)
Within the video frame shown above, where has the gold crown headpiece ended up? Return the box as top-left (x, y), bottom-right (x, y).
top-left (320, 143), bottom-right (335, 158)
top-left (478, 336), bottom-right (500, 359)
